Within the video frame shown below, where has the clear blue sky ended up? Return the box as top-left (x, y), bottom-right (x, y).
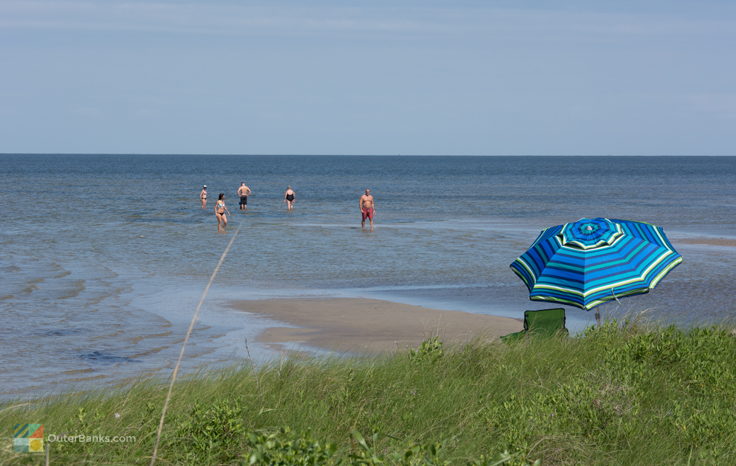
top-left (1, 0), bottom-right (734, 155)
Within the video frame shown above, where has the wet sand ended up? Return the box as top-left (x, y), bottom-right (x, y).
top-left (230, 298), bottom-right (523, 354)
top-left (675, 237), bottom-right (736, 248)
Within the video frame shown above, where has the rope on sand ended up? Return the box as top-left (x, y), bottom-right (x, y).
top-left (150, 222), bottom-right (242, 465)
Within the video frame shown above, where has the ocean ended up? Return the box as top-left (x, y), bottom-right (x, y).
top-left (1, 154), bottom-right (735, 399)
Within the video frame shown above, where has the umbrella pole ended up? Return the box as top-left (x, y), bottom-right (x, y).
top-left (595, 310), bottom-right (601, 326)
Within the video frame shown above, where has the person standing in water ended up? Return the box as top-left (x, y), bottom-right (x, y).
top-left (214, 193), bottom-right (230, 233)
top-left (359, 188), bottom-right (376, 231)
top-left (237, 182), bottom-right (252, 211)
top-left (199, 185), bottom-right (208, 209)
top-left (284, 186), bottom-right (296, 211)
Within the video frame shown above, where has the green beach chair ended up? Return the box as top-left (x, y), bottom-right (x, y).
top-left (501, 308), bottom-right (568, 342)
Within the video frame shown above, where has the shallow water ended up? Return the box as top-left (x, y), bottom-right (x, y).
top-left (1, 154), bottom-right (734, 399)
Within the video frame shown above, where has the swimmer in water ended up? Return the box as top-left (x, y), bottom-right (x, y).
top-left (214, 193), bottom-right (230, 233)
top-left (200, 185), bottom-right (207, 208)
top-left (284, 186), bottom-right (296, 211)
top-left (237, 182), bottom-right (252, 211)
top-left (359, 188), bottom-right (375, 232)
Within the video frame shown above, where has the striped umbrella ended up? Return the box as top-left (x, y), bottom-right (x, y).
top-left (510, 218), bottom-right (682, 319)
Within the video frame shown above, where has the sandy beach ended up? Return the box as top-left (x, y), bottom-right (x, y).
top-left (230, 298), bottom-right (523, 354)
top-left (675, 237), bottom-right (736, 248)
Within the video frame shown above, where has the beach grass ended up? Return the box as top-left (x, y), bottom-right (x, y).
top-left (3, 321), bottom-right (736, 464)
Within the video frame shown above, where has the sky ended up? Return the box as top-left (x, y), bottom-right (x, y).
top-left (1, 0), bottom-right (735, 155)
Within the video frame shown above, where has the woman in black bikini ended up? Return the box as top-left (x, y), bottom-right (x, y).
top-left (284, 186), bottom-right (296, 211)
top-left (214, 193), bottom-right (230, 233)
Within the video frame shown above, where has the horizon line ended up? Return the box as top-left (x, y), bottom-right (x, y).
top-left (1, 153), bottom-right (734, 157)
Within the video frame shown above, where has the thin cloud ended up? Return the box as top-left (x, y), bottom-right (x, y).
top-left (687, 93), bottom-right (736, 119)
top-left (2, 0), bottom-right (734, 40)
top-left (0, 0), bottom-right (451, 36)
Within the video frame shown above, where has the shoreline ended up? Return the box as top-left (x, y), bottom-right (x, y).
top-left (230, 298), bottom-right (523, 354)
top-left (674, 237), bottom-right (736, 248)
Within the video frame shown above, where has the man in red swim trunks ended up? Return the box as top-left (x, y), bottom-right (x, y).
top-left (359, 189), bottom-right (376, 231)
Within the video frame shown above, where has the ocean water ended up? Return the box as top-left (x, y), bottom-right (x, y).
top-left (1, 154), bottom-right (735, 399)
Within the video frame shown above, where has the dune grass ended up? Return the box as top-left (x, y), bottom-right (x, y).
top-left (2, 321), bottom-right (736, 464)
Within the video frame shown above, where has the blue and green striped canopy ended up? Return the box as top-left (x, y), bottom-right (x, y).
top-left (510, 218), bottom-right (682, 310)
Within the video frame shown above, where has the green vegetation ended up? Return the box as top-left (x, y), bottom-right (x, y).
top-left (3, 322), bottom-right (736, 464)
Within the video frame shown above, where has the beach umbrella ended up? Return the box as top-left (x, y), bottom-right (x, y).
top-left (510, 218), bottom-right (682, 322)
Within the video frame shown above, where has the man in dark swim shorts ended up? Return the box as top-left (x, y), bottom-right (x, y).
top-left (237, 182), bottom-right (252, 211)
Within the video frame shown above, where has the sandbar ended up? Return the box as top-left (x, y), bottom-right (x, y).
top-left (676, 237), bottom-right (736, 248)
top-left (230, 298), bottom-right (523, 354)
